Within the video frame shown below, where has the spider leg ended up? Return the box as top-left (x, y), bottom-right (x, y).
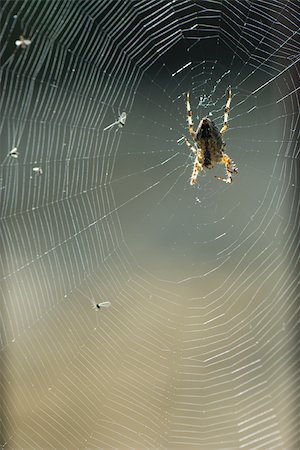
top-left (184, 137), bottom-right (202, 185)
top-left (186, 92), bottom-right (196, 139)
top-left (220, 87), bottom-right (232, 135)
top-left (215, 153), bottom-right (238, 184)
top-left (184, 137), bottom-right (197, 155)
top-left (191, 157), bottom-right (202, 185)
top-left (190, 155), bottom-right (203, 185)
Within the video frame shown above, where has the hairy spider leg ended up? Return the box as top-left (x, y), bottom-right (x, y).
top-left (184, 137), bottom-right (197, 155)
top-left (220, 87), bottom-right (232, 135)
top-left (191, 157), bottom-right (203, 185)
top-left (184, 137), bottom-right (202, 185)
top-left (215, 153), bottom-right (238, 184)
top-left (186, 92), bottom-right (196, 138)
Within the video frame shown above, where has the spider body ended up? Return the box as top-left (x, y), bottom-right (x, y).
top-left (185, 88), bottom-right (238, 185)
top-left (194, 118), bottom-right (223, 169)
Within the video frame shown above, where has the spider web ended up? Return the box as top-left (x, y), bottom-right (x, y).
top-left (1, 0), bottom-right (299, 448)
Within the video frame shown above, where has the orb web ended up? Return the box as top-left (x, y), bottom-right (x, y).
top-left (1, 0), bottom-right (299, 449)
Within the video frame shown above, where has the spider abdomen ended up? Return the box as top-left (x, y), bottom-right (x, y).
top-left (197, 136), bottom-right (223, 168)
top-left (204, 147), bottom-right (211, 166)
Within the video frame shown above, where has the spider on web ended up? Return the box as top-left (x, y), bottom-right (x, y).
top-left (184, 87), bottom-right (238, 185)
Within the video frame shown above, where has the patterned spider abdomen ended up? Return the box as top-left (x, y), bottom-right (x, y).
top-left (195, 119), bottom-right (223, 168)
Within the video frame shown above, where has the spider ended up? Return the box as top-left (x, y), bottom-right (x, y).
top-left (184, 87), bottom-right (238, 185)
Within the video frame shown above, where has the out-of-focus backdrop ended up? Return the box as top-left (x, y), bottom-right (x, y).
top-left (1, 1), bottom-right (299, 449)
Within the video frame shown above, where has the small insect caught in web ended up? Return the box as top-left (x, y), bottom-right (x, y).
top-left (92, 301), bottom-right (111, 310)
top-left (103, 112), bottom-right (127, 131)
top-left (9, 147), bottom-right (19, 159)
top-left (32, 167), bottom-right (43, 176)
top-left (15, 36), bottom-right (31, 49)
